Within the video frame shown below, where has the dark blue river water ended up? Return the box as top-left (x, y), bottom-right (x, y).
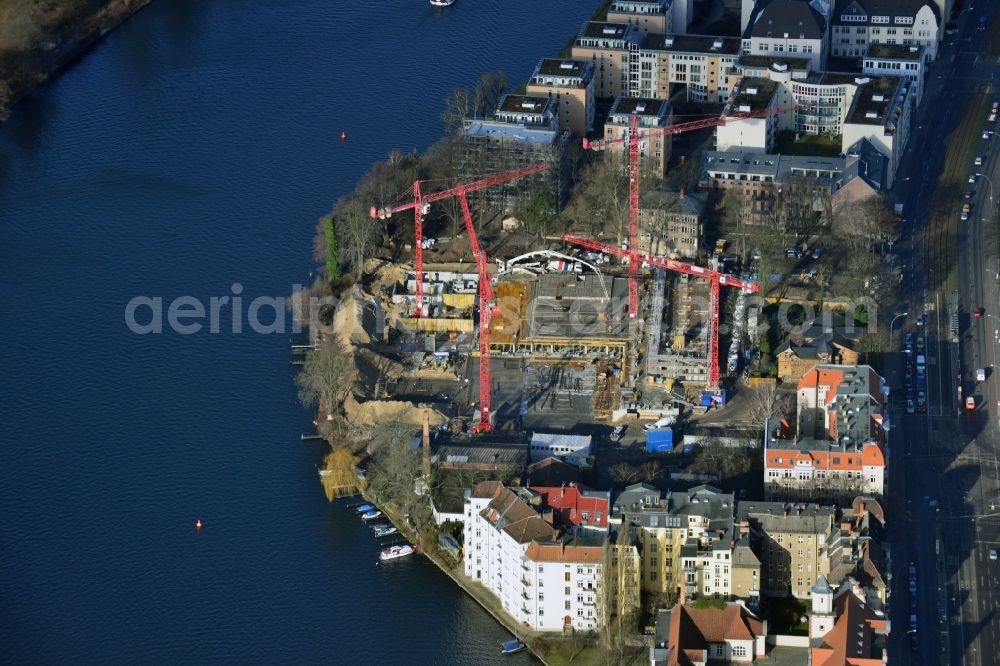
top-left (0, 1), bottom-right (593, 662)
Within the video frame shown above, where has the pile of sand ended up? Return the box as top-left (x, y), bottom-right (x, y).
top-left (343, 394), bottom-right (446, 428)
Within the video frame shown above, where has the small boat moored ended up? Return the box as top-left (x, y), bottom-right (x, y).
top-left (361, 510), bottom-right (383, 521)
top-left (500, 639), bottom-right (526, 655)
top-left (373, 524), bottom-right (398, 537)
top-left (379, 543), bottom-right (415, 561)
top-left (430, 0), bottom-right (455, 6)
top-left (355, 503), bottom-right (375, 513)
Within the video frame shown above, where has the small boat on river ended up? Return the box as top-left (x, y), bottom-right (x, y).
top-left (500, 639), bottom-right (526, 655)
top-left (355, 503), bottom-right (374, 513)
top-left (361, 510), bottom-right (382, 521)
top-left (430, 0), bottom-right (455, 6)
top-left (379, 543), bottom-right (415, 561)
top-left (373, 524), bottom-right (398, 537)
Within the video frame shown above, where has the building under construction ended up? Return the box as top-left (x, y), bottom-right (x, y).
top-left (460, 95), bottom-right (575, 211)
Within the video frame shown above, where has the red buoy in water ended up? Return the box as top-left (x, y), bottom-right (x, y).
top-left (341, 131), bottom-right (347, 142)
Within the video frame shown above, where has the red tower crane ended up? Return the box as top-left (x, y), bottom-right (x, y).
top-left (455, 188), bottom-right (496, 432)
top-left (560, 234), bottom-right (761, 390)
top-left (581, 105), bottom-right (794, 318)
top-left (369, 162), bottom-right (550, 317)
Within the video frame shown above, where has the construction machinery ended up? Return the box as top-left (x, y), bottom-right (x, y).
top-left (369, 162), bottom-right (550, 317)
top-left (455, 187), bottom-right (496, 432)
top-left (581, 104), bottom-right (794, 319)
top-left (560, 235), bottom-right (761, 391)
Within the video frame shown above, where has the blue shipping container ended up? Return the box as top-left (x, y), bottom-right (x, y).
top-left (646, 428), bottom-right (673, 453)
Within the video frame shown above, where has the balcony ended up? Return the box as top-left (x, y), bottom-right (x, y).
top-left (521, 590), bottom-right (531, 601)
top-left (521, 578), bottom-right (532, 587)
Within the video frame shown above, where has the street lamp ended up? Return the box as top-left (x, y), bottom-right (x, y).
top-left (976, 172), bottom-right (995, 205)
top-left (890, 312), bottom-right (908, 339)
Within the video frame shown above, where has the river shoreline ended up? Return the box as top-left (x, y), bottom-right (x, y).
top-left (353, 482), bottom-right (558, 665)
top-left (0, 0), bottom-right (151, 121)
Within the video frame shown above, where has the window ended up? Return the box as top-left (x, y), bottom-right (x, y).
top-left (733, 645), bottom-right (748, 657)
top-left (565, 600), bottom-right (571, 610)
top-left (565, 586), bottom-right (571, 595)
top-left (715, 645), bottom-right (725, 656)
top-left (565, 572), bottom-right (571, 582)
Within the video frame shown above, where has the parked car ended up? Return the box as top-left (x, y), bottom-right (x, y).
top-left (917, 314), bottom-right (927, 326)
top-left (974, 307), bottom-right (985, 318)
top-left (990, 549), bottom-right (998, 561)
top-left (983, 131), bottom-right (993, 140)
top-left (811, 247), bottom-right (822, 259)
top-left (977, 368), bottom-right (986, 382)
top-left (966, 396), bottom-right (976, 410)
top-left (961, 211), bottom-right (969, 221)
top-left (906, 399), bottom-right (915, 414)
top-left (970, 174), bottom-right (978, 183)
top-left (963, 203), bottom-right (972, 213)
top-left (975, 156), bottom-right (984, 166)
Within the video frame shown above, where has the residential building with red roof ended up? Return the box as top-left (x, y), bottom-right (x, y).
top-left (651, 601), bottom-right (767, 665)
top-left (764, 364), bottom-right (888, 502)
top-left (530, 482), bottom-right (611, 536)
top-left (462, 481), bottom-right (641, 633)
top-left (809, 575), bottom-right (889, 666)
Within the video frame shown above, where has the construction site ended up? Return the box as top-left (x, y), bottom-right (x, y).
top-left (335, 111), bottom-right (773, 474)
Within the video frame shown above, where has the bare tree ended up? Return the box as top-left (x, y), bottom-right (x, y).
top-left (747, 383), bottom-right (793, 428)
top-left (562, 152), bottom-right (630, 240)
top-left (368, 421), bottom-right (424, 520)
top-left (296, 339), bottom-right (356, 423)
top-left (610, 462), bottom-right (642, 485)
top-left (441, 86), bottom-right (473, 136)
top-left (440, 70), bottom-right (509, 136)
top-left (332, 197), bottom-right (381, 278)
top-left (472, 69), bottom-right (508, 119)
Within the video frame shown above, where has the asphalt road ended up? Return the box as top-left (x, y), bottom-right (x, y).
top-left (886, 2), bottom-right (1000, 663)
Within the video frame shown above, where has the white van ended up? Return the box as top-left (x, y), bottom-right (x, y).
top-left (977, 368), bottom-right (986, 382)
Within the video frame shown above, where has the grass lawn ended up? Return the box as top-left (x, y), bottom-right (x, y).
top-left (774, 131), bottom-right (842, 158)
top-left (540, 644), bottom-right (602, 666)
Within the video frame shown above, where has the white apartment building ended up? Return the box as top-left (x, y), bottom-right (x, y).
top-left (680, 531), bottom-right (737, 600)
top-left (742, 0), bottom-right (832, 71)
top-left (841, 74), bottom-right (913, 189)
top-left (862, 42), bottom-right (926, 105)
top-left (521, 542), bottom-right (605, 632)
top-left (830, 0), bottom-right (940, 61)
top-left (715, 77), bottom-right (782, 152)
top-left (463, 481), bottom-right (614, 633)
top-left (463, 482), bottom-right (559, 620)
